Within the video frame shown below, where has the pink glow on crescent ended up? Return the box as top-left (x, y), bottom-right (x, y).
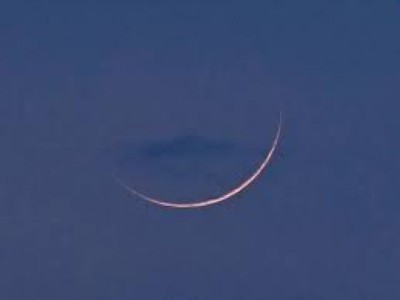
top-left (115, 113), bottom-right (282, 209)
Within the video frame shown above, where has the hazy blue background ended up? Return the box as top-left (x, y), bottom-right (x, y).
top-left (1, 1), bottom-right (399, 299)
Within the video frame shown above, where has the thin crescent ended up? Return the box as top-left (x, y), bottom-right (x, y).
top-left (115, 113), bottom-right (282, 209)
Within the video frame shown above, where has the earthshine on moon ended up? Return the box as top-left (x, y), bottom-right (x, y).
top-left (115, 113), bottom-right (282, 209)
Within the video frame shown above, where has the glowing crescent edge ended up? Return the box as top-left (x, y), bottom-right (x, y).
top-left (114, 113), bottom-right (282, 209)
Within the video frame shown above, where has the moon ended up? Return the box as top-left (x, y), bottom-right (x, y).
top-left (115, 113), bottom-right (282, 209)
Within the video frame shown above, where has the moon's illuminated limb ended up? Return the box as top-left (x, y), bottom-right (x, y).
top-left (115, 113), bottom-right (282, 209)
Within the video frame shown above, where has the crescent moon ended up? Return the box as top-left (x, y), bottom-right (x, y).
top-left (115, 113), bottom-right (282, 209)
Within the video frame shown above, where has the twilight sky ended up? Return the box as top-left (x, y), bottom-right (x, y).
top-left (1, 1), bottom-right (399, 299)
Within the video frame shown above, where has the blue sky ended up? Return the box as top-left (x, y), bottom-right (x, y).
top-left (0, 1), bottom-right (399, 299)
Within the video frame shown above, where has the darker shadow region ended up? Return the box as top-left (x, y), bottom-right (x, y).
top-left (110, 134), bottom-right (239, 167)
top-left (139, 134), bottom-right (237, 159)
